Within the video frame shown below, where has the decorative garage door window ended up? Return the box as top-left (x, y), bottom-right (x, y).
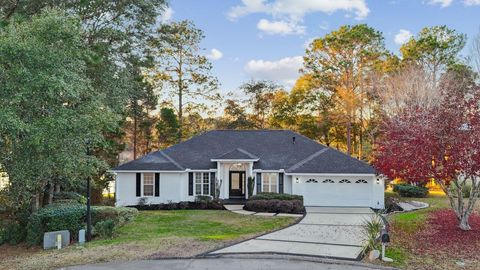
top-left (355, 179), bottom-right (368, 184)
top-left (322, 179), bottom-right (334, 183)
top-left (339, 179), bottom-right (351, 183)
top-left (306, 179), bottom-right (318, 183)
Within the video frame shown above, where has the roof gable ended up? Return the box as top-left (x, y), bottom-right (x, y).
top-left (213, 148), bottom-right (259, 160)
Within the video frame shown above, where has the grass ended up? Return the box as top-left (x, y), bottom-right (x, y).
top-left (0, 209), bottom-right (296, 270)
top-left (376, 192), bottom-right (480, 270)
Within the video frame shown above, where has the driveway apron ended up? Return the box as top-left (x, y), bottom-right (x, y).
top-left (209, 207), bottom-right (375, 260)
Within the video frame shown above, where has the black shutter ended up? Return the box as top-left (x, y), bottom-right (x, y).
top-left (155, 173), bottom-right (160, 197)
top-left (188, 172), bottom-right (194, 196)
top-left (256, 172), bottom-right (262, 194)
top-left (210, 172), bottom-right (216, 197)
top-left (279, 173), bottom-right (284, 194)
top-left (136, 173), bottom-right (141, 197)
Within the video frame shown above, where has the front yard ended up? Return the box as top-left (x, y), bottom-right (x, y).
top-left (379, 193), bottom-right (480, 270)
top-left (0, 210), bottom-right (296, 270)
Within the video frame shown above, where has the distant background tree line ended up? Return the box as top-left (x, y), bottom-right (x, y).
top-left (0, 1), bottom-right (479, 220)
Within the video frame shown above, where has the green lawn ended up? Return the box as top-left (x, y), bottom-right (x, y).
top-left (379, 192), bottom-right (480, 270)
top-left (0, 210), bottom-right (296, 270)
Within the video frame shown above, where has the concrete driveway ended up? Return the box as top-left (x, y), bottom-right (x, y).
top-left (210, 207), bottom-right (375, 260)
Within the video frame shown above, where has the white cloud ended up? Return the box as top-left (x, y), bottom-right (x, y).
top-left (257, 18), bottom-right (305, 35)
top-left (160, 7), bottom-right (174, 23)
top-left (244, 56), bottom-right (303, 86)
top-left (464, 0), bottom-right (480, 5)
top-left (428, 0), bottom-right (453, 7)
top-left (207, 48), bottom-right (223, 60)
top-left (394, 29), bottom-right (413, 45)
top-left (228, 0), bottom-right (370, 21)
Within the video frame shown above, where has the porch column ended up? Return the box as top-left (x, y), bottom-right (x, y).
top-left (247, 162), bottom-right (253, 199)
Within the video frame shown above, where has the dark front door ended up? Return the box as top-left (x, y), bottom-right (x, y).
top-left (229, 171), bottom-right (246, 198)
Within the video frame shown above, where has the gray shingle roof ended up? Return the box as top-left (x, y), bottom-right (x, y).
top-left (213, 148), bottom-right (259, 160)
top-left (112, 130), bottom-right (375, 174)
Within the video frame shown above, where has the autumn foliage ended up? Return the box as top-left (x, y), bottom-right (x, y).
top-left (374, 72), bottom-right (480, 230)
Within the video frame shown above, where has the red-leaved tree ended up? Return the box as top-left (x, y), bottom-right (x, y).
top-left (374, 72), bottom-right (480, 230)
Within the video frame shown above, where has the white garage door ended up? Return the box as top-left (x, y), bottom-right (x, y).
top-left (294, 176), bottom-right (372, 207)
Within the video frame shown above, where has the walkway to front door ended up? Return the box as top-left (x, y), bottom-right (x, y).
top-left (229, 171), bottom-right (245, 198)
top-left (209, 207), bottom-right (376, 260)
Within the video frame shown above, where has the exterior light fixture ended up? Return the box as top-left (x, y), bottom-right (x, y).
top-left (295, 177), bottom-right (299, 183)
top-left (376, 178), bottom-right (380, 184)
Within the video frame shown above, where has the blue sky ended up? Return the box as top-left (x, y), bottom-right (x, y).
top-left (165, 0), bottom-right (480, 96)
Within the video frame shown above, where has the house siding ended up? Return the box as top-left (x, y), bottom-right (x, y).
top-left (115, 172), bottom-right (189, 206)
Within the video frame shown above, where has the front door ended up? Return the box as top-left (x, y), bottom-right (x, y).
top-left (229, 171), bottom-right (246, 198)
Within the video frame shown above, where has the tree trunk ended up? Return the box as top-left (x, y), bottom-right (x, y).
top-left (55, 184), bottom-right (60, 193)
top-left (438, 179), bottom-right (474, 231)
top-left (48, 184), bottom-right (54, 205)
top-left (133, 112), bottom-right (137, 159)
top-left (459, 214), bottom-right (472, 230)
top-left (346, 120), bottom-right (352, 155)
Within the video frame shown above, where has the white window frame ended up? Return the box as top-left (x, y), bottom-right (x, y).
top-left (262, 173), bottom-right (278, 193)
top-left (142, 173), bottom-right (155, 197)
top-left (194, 172), bottom-right (211, 196)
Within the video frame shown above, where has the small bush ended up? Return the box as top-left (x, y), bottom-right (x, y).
top-left (394, 184), bottom-right (428, 198)
top-left (244, 199), bottom-right (304, 214)
top-left (94, 219), bottom-right (115, 239)
top-left (26, 204), bottom-right (138, 246)
top-left (385, 195), bottom-right (403, 213)
top-left (0, 221), bottom-right (25, 245)
top-left (249, 193), bottom-right (303, 201)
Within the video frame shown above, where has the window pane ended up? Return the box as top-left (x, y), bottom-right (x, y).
top-left (203, 173), bottom-right (210, 195)
top-left (262, 174), bottom-right (270, 192)
top-left (195, 183), bottom-right (202, 195)
top-left (144, 173), bottom-right (154, 184)
top-left (144, 185), bottom-right (153, 196)
top-left (195, 173), bottom-right (202, 184)
top-left (143, 173), bottom-right (154, 196)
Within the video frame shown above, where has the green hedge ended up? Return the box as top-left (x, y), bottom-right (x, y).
top-left (25, 203), bottom-right (138, 246)
top-left (393, 184), bottom-right (428, 198)
top-left (245, 199), bottom-right (304, 214)
top-left (249, 193), bottom-right (303, 201)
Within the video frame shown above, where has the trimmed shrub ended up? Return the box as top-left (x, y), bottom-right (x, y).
top-left (94, 219), bottom-right (115, 239)
top-left (26, 203), bottom-right (85, 246)
top-left (394, 184), bottom-right (428, 198)
top-left (244, 199), bottom-right (304, 214)
top-left (130, 200), bottom-right (224, 211)
top-left (26, 204), bottom-right (138, 246)
top-left (249, 193), bottom-right (303, 202)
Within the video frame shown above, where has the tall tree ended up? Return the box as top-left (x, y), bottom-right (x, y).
top-left (0, 9), bottom-right (116, 212)
top-left (218, 99), bottom-right (255, 130)
top-left (0, 0), bottom-right (168, 194)
top-left (303, 24), bottom-right (387, 157)
top-left (149, 20), bottom-right (219, 142)
top-left (156, 108), bottom-right (179, 149)
top-left (400, 25), bottom-right (466, 86)
top-left (240, 80), bottom-right (279, 129)
top-left (374, 70), bottom-right (480, 230)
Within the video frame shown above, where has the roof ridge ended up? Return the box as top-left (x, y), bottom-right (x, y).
top-left (286, 148), bottom-right (330, 172)
top-left (235, 148), bottom-right (259, 159)
top-left (158, 151), bottom-right (184, 170)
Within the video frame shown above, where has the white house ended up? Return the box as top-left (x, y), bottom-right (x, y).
top-left (112, 130), bottom-right (384, 208)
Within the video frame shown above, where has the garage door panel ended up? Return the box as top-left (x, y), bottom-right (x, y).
top-left (294, 176), bottom-right (372, 207)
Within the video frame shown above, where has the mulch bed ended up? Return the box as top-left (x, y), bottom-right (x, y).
top-left (408, 209), bottom-right (480, 258)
